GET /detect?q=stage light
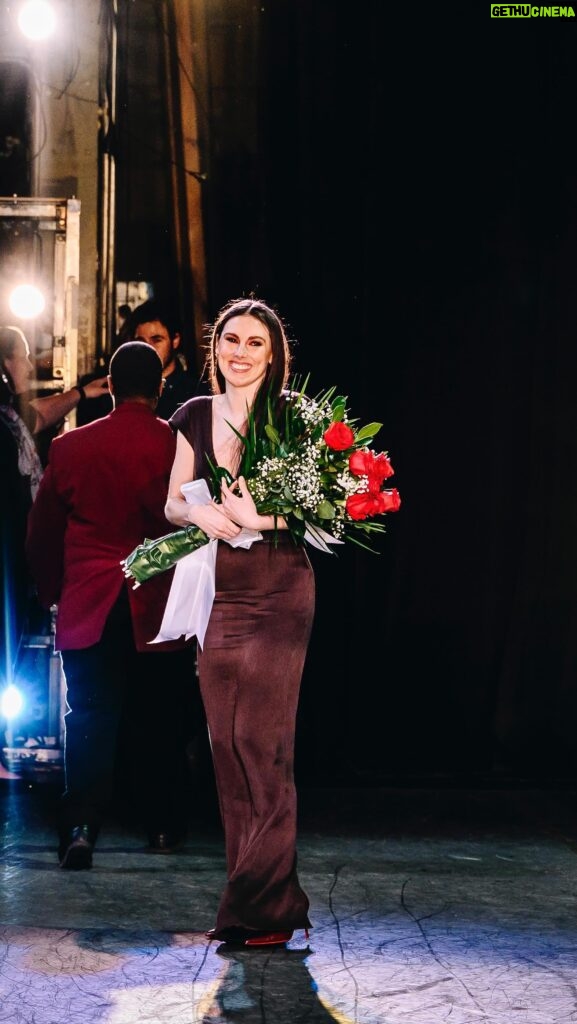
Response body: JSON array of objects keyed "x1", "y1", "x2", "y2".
[
  {"x1": 8, "y1": 284, "x2": 46, "y2": 319},
  {"x1": 1, "y1": 685, "x2": 24, "y2": 720},
  {"x1": 17, "y1": 1, "x2": 57, "y2": 41}
]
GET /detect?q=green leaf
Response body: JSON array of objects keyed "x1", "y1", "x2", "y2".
[
  {"x1": 355, "y1": 422, "x2": 382, "y2": 442},
  {"x1": 345, "y1": 533, "x2": 382, "y2": 553},
  {"x1": 287, "y1": 516, "x2": 306, "y2": 539},
  {"x1": 316, "y1": 500, "x2": 336, "y2": 520},
  {"x1": 331, "y1": 397, "x2": 347, "y2": 422},
  {"x1": 265, "y1": 423, "x2": 280, "y2": 445},
  {"x1": 206, "y1": 455, "x2": 234, "y2": 499}
]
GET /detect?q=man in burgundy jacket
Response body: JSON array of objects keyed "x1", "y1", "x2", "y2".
[{"x1": 26, "y1": 342, "x2": 197, "y2": 869}]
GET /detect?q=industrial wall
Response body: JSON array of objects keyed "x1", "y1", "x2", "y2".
[{"x1": 0, "y1": 1, "x2": 105, "y2": 376}]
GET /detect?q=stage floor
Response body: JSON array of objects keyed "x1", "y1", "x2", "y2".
[{"x1": 1, "y1": 782, "x2": 577, "y2": 1023}]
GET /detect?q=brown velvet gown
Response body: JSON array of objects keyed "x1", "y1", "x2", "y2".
[{"x1": 170, "y1": 397, "x2": 315, "y2": 935}]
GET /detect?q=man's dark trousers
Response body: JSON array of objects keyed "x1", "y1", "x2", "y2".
[{"x1": 59, "y1": 589, "x2": 199, "y2": 838}]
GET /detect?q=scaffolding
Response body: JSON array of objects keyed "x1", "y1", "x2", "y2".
[{"x1": 0, "y1": 196, "x2": 81, "y2": 406}]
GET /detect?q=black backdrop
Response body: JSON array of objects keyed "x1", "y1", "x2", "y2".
[{"x1": 120, "y1": 7, "x2": 577, "y2": 785}]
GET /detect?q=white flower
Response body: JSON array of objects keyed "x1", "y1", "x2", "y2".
[
  {"x1": 335, "y1": 468, "x2": 363, "y2": 497},
  {"x1": 293, "y1": 395, "x2": 326, "y2": 428}
]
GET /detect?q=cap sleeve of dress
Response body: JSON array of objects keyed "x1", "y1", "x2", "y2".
[
  {"x1": 169, "y1": 395, "x2": 207, "y2": 443},
  {"x1": 168, "y1": 395, "x2": 214, "y2": 483}
]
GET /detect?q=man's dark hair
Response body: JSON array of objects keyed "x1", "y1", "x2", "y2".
[
  {"x1": 124, "y1": 299, "x2": 180, "y2": 340},
  {"x1": 109, "y1": 341, "x2": 163, "y2": 401}
]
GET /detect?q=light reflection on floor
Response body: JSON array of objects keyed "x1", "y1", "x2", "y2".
[{"x1": 2, "y1": 784, "x2": 577, "y2": 1022}]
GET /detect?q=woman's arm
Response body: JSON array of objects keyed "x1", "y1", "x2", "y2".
[
  {"x1": 28, "y1": 376, "x2": 109, "y2": 433},
  {"x1": 165, "y1": 430, "x2": 241, "y2": 541}
]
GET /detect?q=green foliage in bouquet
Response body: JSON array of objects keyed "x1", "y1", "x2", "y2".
[
  {"x1": 121, "y1": 377, "x2": 401, "y2": 585},
  {"x1": 209, "y1": 377, "x2": 395, "y2": 550}
]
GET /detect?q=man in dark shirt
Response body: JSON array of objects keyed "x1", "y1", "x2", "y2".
[{"x1": 77, "y1": 300, "x2": 201, "y2": 425}]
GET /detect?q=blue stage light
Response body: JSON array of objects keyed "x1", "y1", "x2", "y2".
[{"x1": 0, "y1": 685, "x2": 24, "y2": 721}]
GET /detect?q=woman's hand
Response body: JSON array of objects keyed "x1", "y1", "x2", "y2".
[
  {"x1": 187, "y1": 500, "x2": 242, "y2": 541},
  {"x1": 220, "y1": 476, "x2": 262, "y2": 530}
]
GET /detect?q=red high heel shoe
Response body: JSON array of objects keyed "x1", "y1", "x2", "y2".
[
  {"x1": 243, "y1": 930, "x2": 293, "y2": 947},
  {"x1": 206, "y1": 927, "x2": 310, "y2": 947}
]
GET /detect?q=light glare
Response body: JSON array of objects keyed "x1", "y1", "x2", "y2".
[
  {"x1": 17, "y1": 1, "x2": 57, "y2": 41},
  {"x1": 8, "y1": 284, "x2": 46, "y2": 319},
  {"x1": 1, "y1": 685, "x2": 24, "y2": 720}
]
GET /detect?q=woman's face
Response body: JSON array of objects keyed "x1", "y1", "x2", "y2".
[
  {"x1": 216, "y1": 314, "x2": 272, "y2": 392},
  {"x1": 3, "y1": 333, "x2": 33, "y2": 395}
]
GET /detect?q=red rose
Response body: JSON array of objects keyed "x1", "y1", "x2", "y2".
[
  {"x1": 348, "y1": 450, "x2": 372, "y2": 477},
  {"x1": 346, "y1": 492, "x2": 384, "y2": 521},
  {"x1": 379, "y1": 488, "x2": 401, "y2": 512},
  {"x1": 371, "y1": 452, "x2": 394, "y2": 484},
  {"x1": 349, "y1": 449, "x2": 394, "y2": 488},
  {"x1": 324, "y1": 421, "x2": 355, "y2": 451},
  {"x1": 346, "y1": 487, "x2": 401, "y2": 521}
]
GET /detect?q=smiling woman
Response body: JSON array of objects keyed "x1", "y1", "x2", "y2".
[
  {"x1": 160, "y1": 297, "x2": 314, "y2": 948},
  {"x1": 127, "y1": 295, "x2": 401, "y2": 947}
]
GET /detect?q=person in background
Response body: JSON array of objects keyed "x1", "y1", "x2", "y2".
[
  {"x1": 0, "y1": 326, "x2": 44, "y2": 689},
  {"x1": 27, "y1": 375, "x2": 109, "y2": 438},
  {"x1": 0, "y1": 322, "x2": 108, "y2": 449},
  {"x1": 116, "y1": 303, "x2": 132, "y2": 340},
  {"x1": 73, "y1": 301, "x2": 208, "y2": 815},
  {"x1": 0, "y1": 324, "x2": 106, "y2": 733},
  {"x1": 26, "y1": 342, "x2": 197, "y2": 869},
  {"x1": 0, "y1": 131, "x2": 28, "y2": 195},
  {"x1": 77, "y1": 299, "x2": 200, "y2": 426},
  {"x1": 165, "y1": 298, "x2": 315, "y2": 948}
]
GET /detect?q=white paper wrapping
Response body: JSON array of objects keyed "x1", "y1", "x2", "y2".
[
  {"x1": 148, "y1": 479, "x2": 262, "y2": 649},
  {"x1": 303, "y1": 523, "x2": 344, "y2": 553}
]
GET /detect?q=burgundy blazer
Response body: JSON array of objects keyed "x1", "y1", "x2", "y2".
[{"x1": 26, "y1": 402, "x2": 182, "y2": 652}]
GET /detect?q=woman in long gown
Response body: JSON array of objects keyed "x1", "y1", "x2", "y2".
[{"x1": 166, "y1": 298, "x2": 314, "y2": 947}]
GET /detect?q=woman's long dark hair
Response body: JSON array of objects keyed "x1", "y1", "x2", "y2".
[{"x1": 206, "y1": 297, "x2": 291, "y2": 445}]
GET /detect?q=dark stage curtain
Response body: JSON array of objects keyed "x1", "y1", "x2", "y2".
[
  {"x1": 202, "y1": 8, "x2": 577, "y2": 784},
  {"x1": 106, "y1": 3, "x2": 577, "y2": 786}
]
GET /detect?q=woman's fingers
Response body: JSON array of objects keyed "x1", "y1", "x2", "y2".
[
  {"x1": 212, "y1": 506, "x2": 240, "y2": 538},
  {"x1": 196, "y1": 500, "x2": 240, "y2": 539}
]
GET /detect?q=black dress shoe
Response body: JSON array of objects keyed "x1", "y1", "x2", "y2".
[
  {"x1": 146, "y1": 831, "x2": 185, "y2": 854},
  {"x1": 58, "y1": 825, "x2": 94, "y2": 870}
]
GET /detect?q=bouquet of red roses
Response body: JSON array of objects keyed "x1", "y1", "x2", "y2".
[{"x1": 122, "y1": 380, "x2": 401, "y2": 585}]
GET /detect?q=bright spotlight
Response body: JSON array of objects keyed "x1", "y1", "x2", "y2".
[
  {"x1": 8, "y1": 284, "x2": 46, "y2": 319},
  {"x1": 17, "y1": 1, "x2": 57, "y2": 41},
  {"x1": 1, "y1": 685, "x2": 24, "y2": 720}
]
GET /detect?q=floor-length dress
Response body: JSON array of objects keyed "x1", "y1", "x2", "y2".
[{"x1": 170, "y1": 396, "x2": 314, "y2": 934}]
